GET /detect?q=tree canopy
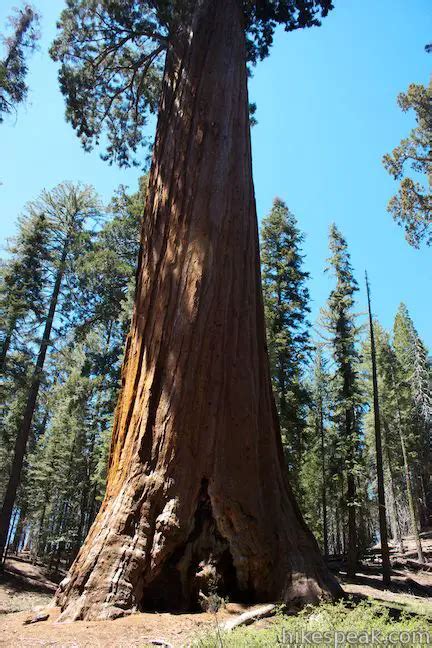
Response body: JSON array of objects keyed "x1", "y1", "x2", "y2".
[
  {"x1": 383, "y1": 79, "x2": 432, "y2": 247},
  {"x1": 50, "y1": 0, "x2": 333, "y2": 166},
  {"x1": 0, "y1": 4, "x2": 40, "y2": 123}
]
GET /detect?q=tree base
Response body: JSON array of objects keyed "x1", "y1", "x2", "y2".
[{"x1": 55, "y1": 475, "x2": 342, "y2": 622}]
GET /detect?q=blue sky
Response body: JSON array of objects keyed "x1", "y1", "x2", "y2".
[{"x1": 1, "y1": 0, "x2": 431, "y2": 347}]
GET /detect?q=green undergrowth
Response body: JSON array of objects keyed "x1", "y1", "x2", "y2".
[{"x1": 194, "y1": 599, "x2": 432, "y2": 647}]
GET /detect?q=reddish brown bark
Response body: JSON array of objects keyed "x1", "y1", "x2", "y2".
[{"x1": 56, "y1": 0, "x2": 341, "y2": 621}]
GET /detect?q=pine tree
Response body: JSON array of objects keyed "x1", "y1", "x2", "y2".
[
  {"x1": 367, "y1": 323, "x2": 407, "y2": 552},
  {"x1": 27, "y1": 344, "x2": 92, "y2": 567},
  {"x1": 323, "y1": 224, "x2": 361, "y2": 577},
  {"x1": 410, "y1": 334, "x2": 432, "y2": 524},
  {"x1": 365, "y1": 272, "x2": 391, "y2": 584},
  {"x1": 0, "y1": 211, "x2": 49, "y2": 371},
  {"x1": 0, "y1": 183, "x2": 101, "y2": 560},
  {"x1": 300, "y1": 345, "x2": 331, "y2": 556},
  {"x1": 74, "y1": 177, "x2": 145, "y2": 338},
  {"x1": 261, "y1": 198, "x2": 311, "y2": 492},
  {"x1": 0, "y1": 4, "x2": 40, "y2": 123},
  {"x1": 393, "y1": 303, "x2": 430, "y2": 559},
  {"x1": 383, "y1": 79, "x2": 432, "y2": 247},
  {"x1": 7, "y1": 179, "x2": 146, "y2": 567}
]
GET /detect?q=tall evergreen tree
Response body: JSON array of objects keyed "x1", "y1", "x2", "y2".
[
  {"x1": 300, "y1": 345, "x2": 331, "y2": 556},
  {"x1": 393, "y1": 303, "x2": 431, "y2": 556},
  {"x1": 74, "y1": 177, "x2": 145, "y2": 338},
  {"x1": 0, "y1": 4, "x2": 40, "y2": 123},
  {"x1": 27, "y1": 341, "x2": 103, "y2": 569},
  {"x1": 0, "y1": 211, "x2": 49, "y2": 371},
  {"x1": 323, "y1": 224, "x2": 361, "y2": 577},
  {"x1": 383, "y1": 78, "x2": 432, "y2": 247},
  {"x1": 365, "y1": 272, "x2": 391, "y2": 585},
  {"x1": 3, "y1": 179, "x2": 144, "y2": 568},
  {"x1": 0, "y1": 183, "x2": 101, "y2": 561},
  {"x1": 261, "y1": 198, "x2": 311, "y2": 491},
  {"x1": 366, "y1": 323, "x2": 409, "y2": 553}
]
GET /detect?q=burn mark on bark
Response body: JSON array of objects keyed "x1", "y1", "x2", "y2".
[{"x1": 140, "y1": 478, "x2": 238, "y2": 611}]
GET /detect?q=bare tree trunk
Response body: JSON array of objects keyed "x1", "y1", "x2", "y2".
[
  {"x1": 390, "y1": 368, "x2": 425, "y2": 563},
  {"x1": 0, "y1": 319, "x2": 16, "y2": 372},
  {"x1": 419, "y1": 474, "x2": 429, "y2": 529},
  {"x1": 319, "y1": 403, "x2": 329, "y2": 558},
  {"x1": 345, "y1": 407, "x2": 358, "y2": 578},
  {"x1": 399, "y1": 426, "x2": 425, "y2": 563},
  {"x1": 365, "y1": 273, "x2": 391, "y2": 585},
  {"x1": 0, "y1": 238, "x2": 69, "y2": 560},
  {"x1": 346, "y1": 472, "x2": 357, "y2": 577},
  {"x1": 1, "y1": 508, "x2": 19, "y2": 565},
  {"x1": 55, "y1": 0, "x2": 341, "y2": 622},
  {"x1": 382, "y1": 419, "x2": 404, "y2": 554},
  {"x1": 37, "y1": 501, "x2": 48, "y2": 557},
  {"x1": 11, "y1": 505, "x2": 27, "y2": 554}
]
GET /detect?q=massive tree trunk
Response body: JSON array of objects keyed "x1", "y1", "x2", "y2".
[{"x1": 55, "y1": 0, "x2": 341, "y2": 621}]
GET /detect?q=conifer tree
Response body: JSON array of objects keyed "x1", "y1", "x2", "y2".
[
  {"x1": 383, "y1": 79, "x2": 432, "y2": 247},
  {"x1": 323, "y1": 224, "x2": 361, "y2": 577},
  {"x1": 0, "y1": 212, "x2": 49, "y2": 371},
  {"x1": 365, "y1": 272, "x2": 391, "y2": 585},
  {"x1": 315, "y1": 346, "x2": 330, "y2": 558},
  {"x1": 393, "y1": 303, "x2": 431, "y2": 557},
  {"x1": 4, "y1": 179, "x2": 145, "y2": 567},
  {"x1": 74, "y1": 177, "x2": 145, "y2": 338},
  {"x1": 0, "y1": 183, "x2": 101, "y2": 561},
  {"x1": 0, "y1": 4, "x2": 40, "y2": 123},
  {"x1": 261, "y1": 198, "x2": 311, "y2": 490},
  {"x1": 28, "y1": 343, "x2": 96, "y2": 569},
  {"x1": 300, "y1": 345, "x2": 331, "y2": 556},
  {"x1": 366, "y1": 323, "x2": 408, "y2": 552}
]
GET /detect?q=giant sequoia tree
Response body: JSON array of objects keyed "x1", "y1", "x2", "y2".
[{"x1": 51, "y1": 0, "x2": 340, "y2": 621}]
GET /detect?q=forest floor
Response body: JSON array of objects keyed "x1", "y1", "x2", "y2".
[{"x1": 1, "y1": 533, "x2": 432, "y2": 647}]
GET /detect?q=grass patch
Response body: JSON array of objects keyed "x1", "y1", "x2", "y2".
[{"x1": 194, "y1": 599, "x2": 432, "y2": 647}]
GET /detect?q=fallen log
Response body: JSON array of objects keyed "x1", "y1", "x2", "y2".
[
  {"x1": 391, "y1": 558, "x2": 432, "y2": 572},
  {"x1": 221, "y1": 604, "x2": 277, "y2": 632},
  {"x1": 23, "y1": 612, "x2": 49, "y2": 625}
]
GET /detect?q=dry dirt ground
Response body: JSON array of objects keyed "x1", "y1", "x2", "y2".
[{"x1": 1, "y1": 533, "x2": 432, "y2": 648}]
